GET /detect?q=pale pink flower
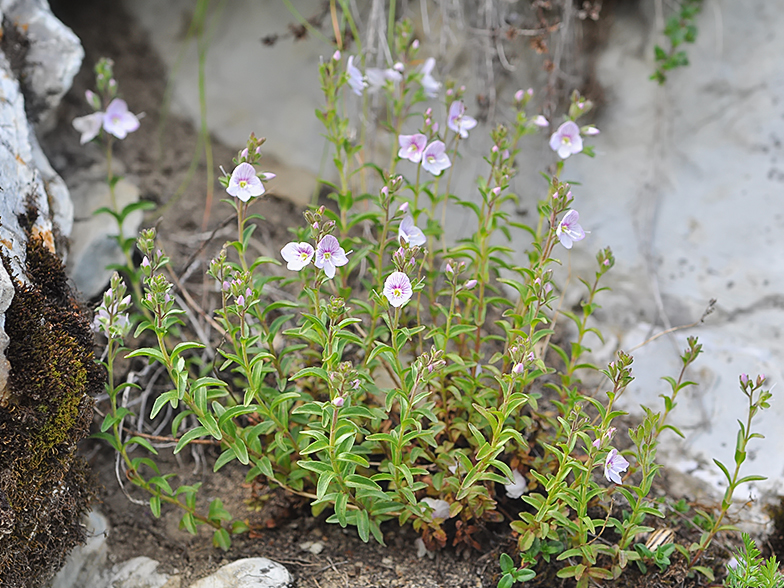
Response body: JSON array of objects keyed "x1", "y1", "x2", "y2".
[
  {"x1": 447, "y1": 101, "x2": 477, "y2": 139},
  {"x1": 549, "y1": 121, "x2": 583, "y2": 159},
  {"x1": 102, "y1": 98, "x2": 140, "y2": 139},
  {"x1": 504, "y1": 470, "x2": 528, "y2": 499},
  {"x1": 367, "y1": 67, "x2": 403, "y2": 92},
  {"x1": 556, "y1": 210, "x2": 585, "y2": 249},
  {"x1": 421, "y1": 497, "x2": 450, "y2": 520},
  {"x1": 533, "y1": 115, "x2": 549, "y2": 128},
  {"x1": 315, "y1": 235, "x2": 349, "y2": 279},
  {"x1": 398, "y1": 214, "x2": 426, "y2": 247},
  {"x1": 604, "y1": 448, "x2": 629, "y2": 485},
  {"x1": 419, "y1": 57, "x2": 441, "y2": 98},
  {"x1": 421, "y1": 141, "x2": 451, "y2": 176},
  {"x1": 511, "y1": 362, "x2": 525, "y2": 375},
  {"x1": 464, "y1": 279, "x2": 477, "y2": 289},
  {"x1": 583, "y1": 126, "x2": 600, "y2": 136},
  {"x1": 346, "y1": 56, "x2": 366, "y2": 96},
  {"x1": 332, "y1": 397, "x2": 345, "y2": 408},
  {"x1": 398, "y1": 134, "x2": 428, "y2": 163},
  {"x1": 73, "y1": 112, "x2": 104, "y2": 144},
  {"x1": 280, "y1": 242, "x2": 315, "y2": 271},
  {"x1": 227, "y1": 162, "x2": 265, "y2": 202},
  {"x1": 383, "y1": 272, "x2": 413, "y2": 308}
]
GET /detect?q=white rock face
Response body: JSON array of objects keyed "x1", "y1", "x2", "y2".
[
  {"x1": 107, "y1": 557, "x2": 179, "y2": 588},
  {"x1": 124, "y1": 0, "x2": 326, "y2": 206},
  {"x1": 561, "y1": 0, "x2": 784, "y2": 500},
  {"x1": 123, "y1": 0, "x2": 784, "y2": 497},
  {"x1": 188, "y1": 558, "x2": 291, "y2": 588},
  {"x1": 0, "y1": 0, "x2": 81, "y2": 402},
  {"x1": 51, "y1": 510, "x2": 110, "y2": 588},
  {"x1": 0, "y1": 0, "x2": 83, "y2": 130},
  {"x1": 66, "y1": 163, "x2": 142, "y2": 299}
]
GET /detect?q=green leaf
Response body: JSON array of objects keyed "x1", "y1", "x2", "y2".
[
  {"x1": 357, "y1": 509, "x2": 370, "y2": 543},
  {"x1": 208, "y1": 498, "x2": 232, "y2": 522},
  {"x1": 180, "y1": 512, "x2": 197, "y2": 535},
  {"x1": 498, "y1": 575, "x2": 513, "y2": 588},
  {"x1": 500, "y1": 553, "x2": 515, "y2": 573},
  {"x1": 149, "y1": 495, "x2": 161, "y2": 518},
  {"x1": 213, "y1": 447, "x2": 237, "y2": 472},
  {"x1": 213, "y1": 528, "x2": 231, "y2": 551},
  {"x1": 170, "y1": 341, "x2": 205, "y2": 360},
  {"x1": 174, "y1": 426, "x2": 208, "y2": 454},
  {"x1": 337, "y1": 453, "x2": 370, "y2": 468},
  {"x1": 217, "y1": 404, "x2": 262, "y2": 429},
  {"x1": 345, "y1": 474, "x2": 382, "y2": 492},
  {"x1": 691, "y1": 565, "x2": 714, "y2": 581},
  {"x1": 124, "y1": 436, "x2": 159, "y2": 455},
  {"x1": 199, "y1": 413, "x2": 222, "y2": 440},
  {"x1": 151, "y1": 390, "x2": 179, "y2": 419}
]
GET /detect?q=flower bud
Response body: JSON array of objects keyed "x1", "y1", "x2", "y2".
[
  {"x1": 533, "y1": 115, "x2": 549, "y2": 128},
  {"x1": 332, "y1": 396, "x2": 345, "y2": 408},
  {"x1": 412, "y1": 39, "x2": 419, "y2": 49},
  {"x1": 333, "y1": 50, "x2": 341, "y2": 61},
  {"x1": 85, "y1": 89, "x2": 101, "y2": 111},
  {"x1": 514, "y1": 89, "x2": 524, "y2": 103},
  {"x1": 464, "y1": 279, "x2": 477, "y2": 290},
  {"x1": 512, "y1": 362, "x2": 525, "y2": 375}
]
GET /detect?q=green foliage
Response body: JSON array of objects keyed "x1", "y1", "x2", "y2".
[
  {"x1": 88, "y1": 11, "x2": 774, "y2": 584},
  {"x1": 724, "y1": 533, "x2": 784, "y2": 588},
  {"x1": 651, "y1": 0, "x2": 703, "y2": 84}
]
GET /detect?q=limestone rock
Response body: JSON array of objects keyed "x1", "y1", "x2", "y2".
[
  {"x1": 66, "y1": 162, "x2": 142, "y2": 299},
  {"x1": 0, "y1": 0, "x2": 84, "y2": 129},
  {"x1": 107, "y1": 557, "x2": 179, "y2": 588},
  {"x1": 0, "y1": 2, "x2": 91, "y2": 587},
  {"x1": 51, "y1": 510, "x2": 110, "y2": 588},
  {"x1": 188, "y1": 558, "x2": 291, "y2": 588}
]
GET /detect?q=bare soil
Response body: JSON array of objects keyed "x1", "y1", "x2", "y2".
[{"x1": 40, "y1": 1, "x2": 746, "y2": 587}]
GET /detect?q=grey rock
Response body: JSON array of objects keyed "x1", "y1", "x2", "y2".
[
  {"x1": 0, "y1": 0, "x2": 79, "y2": 403},
  {"x1": 66, "y1": 163, "x2": 142, "y2": 299},
  {"x1": 107, "y1": 557, "x2": 178, "y2": 588},
  {"x1": 188, "y1": 558, "x2": 291, "y2": 588},
  {"x1": 0, "y1": 262, "x2": 12, "y2": 407},
  {"x1": 1, "y1": 0, "x2": 84, "y2": 130},
  {"x1": 51, "y1": 510, "x2": 110, "y2": 588}
]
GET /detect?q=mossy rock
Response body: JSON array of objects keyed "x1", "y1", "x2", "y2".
[{"x1": 0, "y1": 236, "x2": 103, "y2": 587}]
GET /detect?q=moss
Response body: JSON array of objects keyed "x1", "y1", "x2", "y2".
[{"x1": 0, "y1": 235, "x2": 103, "y2": 587}]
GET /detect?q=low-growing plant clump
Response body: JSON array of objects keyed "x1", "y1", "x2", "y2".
[{"x1": 78, "y1": 15, "x2": 776, "y2": 588}]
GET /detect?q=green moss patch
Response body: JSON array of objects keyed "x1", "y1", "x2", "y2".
[{"x1": 0, "y1": 236, "x2": 103, "y2": 587}]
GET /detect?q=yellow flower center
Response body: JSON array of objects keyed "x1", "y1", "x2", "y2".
[
  {"x1": 393, "y1": 288, "x2": 402, "y2": 297},
  {"x1": 239, "y1": 180, "x2": 248, "y2": 188}
]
